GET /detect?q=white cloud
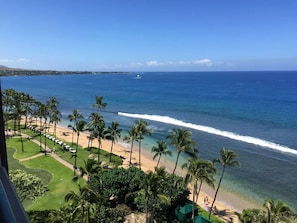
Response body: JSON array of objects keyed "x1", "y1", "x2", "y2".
[
  {"x1": 0, "y1": 58, "x2": 30, "y2": 63},
  {"x1": 146, "y1": 61, "x2": 159, "y2": 66},
  {"x1": 17, "y1": 58, "x2": 30, "y2": 63},
  {"x1": 0, "y1": 59, "x2": 14, "y2": 63},
  {"x1": 192, "y1": 59, "x2": 212, "y2": 66},
  {"x1": 145, "y1": 59, "x2": 213, "y2": 67}
]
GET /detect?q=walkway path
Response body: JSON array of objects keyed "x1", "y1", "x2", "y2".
[
  {"x1": 19, "y1": 133, "x2": 88, "y2": 181},
  {"x1": 19, "y1": 153, "x2": 44, "y2": 161}
]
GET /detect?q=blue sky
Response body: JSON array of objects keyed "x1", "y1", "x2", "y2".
[{"x1": 1, "y1": 0, "x2": 297, "y2": 71}]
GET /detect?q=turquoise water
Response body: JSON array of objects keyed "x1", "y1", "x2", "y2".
[{"x1": 2, "y1": 71, "x2": 297, "y2": 211}]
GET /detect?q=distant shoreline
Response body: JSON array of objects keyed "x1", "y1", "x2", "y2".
[{"x1": 0, "y1": 67, "x2": 129, "y2": 76}]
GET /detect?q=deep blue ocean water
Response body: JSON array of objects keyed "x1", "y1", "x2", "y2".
[{"x1": 2, "y1": 71, "x2": 297, "y2": 211}]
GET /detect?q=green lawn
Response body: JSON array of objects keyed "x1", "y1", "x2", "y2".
[
  {"x1": 6, "y1": 146, "x2": 52, "y2": 209},
  {"x1": 21, "y1": 155, "x2": 85, "y2": 210},
  {"x1": 6, "y1": 146, "x2": 51, "y2": 184},
  {"x1": 6, "y1": 137, "x2": 41, "y2": 159},
  {"x1": 6, "y1": 125, "x2": 120, "y2": 211},
  {"x1": 23, "y1": 127, "x2": 123, "y2": 168},
  {"x1": 6, "y1": 129, "x2": 86, "y2": 211}
]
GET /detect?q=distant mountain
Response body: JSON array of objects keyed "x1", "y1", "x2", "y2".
[{"x1": 0, "y1": 65, "x2": 9, "y2": 69}]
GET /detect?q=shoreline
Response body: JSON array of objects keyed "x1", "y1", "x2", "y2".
[{"x1": 44, "y1": 123, "x2": 261, "y2": 219}]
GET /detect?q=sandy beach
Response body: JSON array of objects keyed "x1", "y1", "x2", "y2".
[{"x1": 41, "y1": 122, "x2": 259, "y2": 222}]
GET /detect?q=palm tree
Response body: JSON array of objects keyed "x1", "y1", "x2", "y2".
[
  {"x1": 166, "y1": 128, "x2": 197, "y2": 176},
  {"x1": 182, "y1": 157, "x2": 216, "y2": 221},
  {"x1": 46, "y1": 97, "x2": 60, "y2": 136},
  {"x1": 135, "y1": 119, "x2": 152, "y2": 169},
  {"x1": 263, "y1": 198, "x2": 294, "y2": 223},
  {"x1": 78, "y1": 159, "x2": 101, "y2": 182},
  {"x1": 2, "y1": 88, "x2": 14, "y2": 130},
  {"x1": 20, "y1": 93, "x2": 34, "y2": 129},
  {"x1": 41, "y1": 102, "x2": 50, "y2": 155},
  {"x1": 239, "y1": 208, "x2": 264, "y2": 223},
  {"x1": 151, "y1": 140, "x2": 172, "y2": 168},
  {"x1": 86, "y1": 132, "x2": 95, "y2": 151},
  {"x1": 123, "y1": 125, "x2": 138, "y2": 167},
  {"x1": 35, "y1": 102, "x2": 46, "y2": 152},
  {"x1": 92, "y1": 96, "x2": 107, "y2": 111},
  {"x1": 73, "y1": 120, "x2": 87, "y2": 176},
  {"x1": 194, "y1": 161, "x2": 216, "y2": 204},
  {"x1": 209, "y1": 148, "x2": 240, "y2": 219},
  {"x1": 138, "y1": 170, "x2": 170, "y2": 223},
  {"x1": 65, "y1": 185, "x2": 101, "y2": 223},
  {"x1": 51, "y1": 109, "x2": 62, "y2": 145},
  {"x1": 12, "y1": 91, "x2": 26, "y2": 152},
  {"x1": 105, "y1": 121, "x2": 122, "y2": 162},
  {"x1": 68, "y1": 109, "x2": 83, "y2": 147},
  {"x1": 87, "y1": 112, "x2": 105, "y2": 165}
]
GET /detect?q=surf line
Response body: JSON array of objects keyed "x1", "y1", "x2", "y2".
[{"x1": 118, "y1": 112, "x2": 297, "y2": 156}]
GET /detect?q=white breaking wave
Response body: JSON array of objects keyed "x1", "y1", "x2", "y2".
[{"x1": 118, "y1": 112, "x2": 297, "y2": 155}]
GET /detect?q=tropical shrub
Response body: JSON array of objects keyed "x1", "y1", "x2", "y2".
[
  {"x1": 88, "y1": 166, "x2": 145, "y2": 204},
  {"x1": 9, "y1": 169, "x2": 48, "y2": 202}
]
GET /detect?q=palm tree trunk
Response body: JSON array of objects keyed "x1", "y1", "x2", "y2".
[
  {"x1": 39, "y1": 118, "x2": 42, "y2": 151},
  {"x1": 71, "y1": 130, "x2": 74, "y2": 147},
  {"x1": 97, "y1": 138, "x2": 101, "y2": 165},
  {"x1": 19, "y1": 120, "x2": 24, "y2": 152},
  {"x1": 76, "y1": 133, "x2": 80, "y2": 152},
  {"x1": 192, "y1": 182, "x2": 196, "y2": 222},
  {"x1": 109, "y1": 140, "x2": 114, "y2": 162},
  {"x1": 24, "y1": 113, "x2": 28, "y2": 129},
  {"x1": 129, "y1": 140, "x2": 134, "y2": 166},
  {"x1": 87, "y1": 137, "x2": 91, "y2": 151},
  {"x1": 195, "y1": 180, "x2": 203, "y2": 204},
  {"x1": 209, "y1": 167, "x2": 225, "y2": 219},
  {"x1": 54, "y1": 123, "x2": 57, "y2": 139},
  {"x1": 73, "y1": 134, "x2": 80, "y2": 176},
  {"x1": 172, "y1": 152, "x2": 181, "y2": 176},
  {"x1": 44, "y1": 126, "x2": 47, "y2": 156},
  {"x1": 150, "y1": 198, "x2": 158, "y2": 223},
  {"x1": 139, "y1": 140, "x2": 142, "y2": 169},
  {"x1": 156, "y1": 155, "x2": 161, "y2": 168}
]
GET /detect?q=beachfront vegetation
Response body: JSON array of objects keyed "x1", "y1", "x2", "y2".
[
  {"x1": 67, "y1": 109, "x2": 84, "y2": 146},
  {"x1": 167, "y1": 128, "x2": 198, "y2": 176},
  {"x1": 240, "y1": 198, "x2": 297, "y2": 223},
  {"x1": 209, "y1": 148, "x2": 240, "y2": 219},
  {"x1": 151, "y1": 140, "x2": 172, "y2": 168},
  {"x1": 123, "y1": 124, "x2": 138, "y2": 166},
  {"x1": 182, "y1": 157, "x2": 216, "y2": 220},
  {"x1": 105, "y1": 121, "x2": 122, "y2": 162},
  {"x1": 134, "y1": 119, "x2": 152, "y2": 169},
  {"x1": 3, "y1": 88, "x2": 296, "y2": 222}
]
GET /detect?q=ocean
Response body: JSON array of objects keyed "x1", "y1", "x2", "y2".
[{"x1": 2, "y1": 71, "x2": 297, "y2": 211}]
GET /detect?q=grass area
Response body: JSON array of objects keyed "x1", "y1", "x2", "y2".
[
  {"x1": 6, "y1": 146, "x2": 52, "y2": 209},
  {"x1": 6, "y1": 125, "x2": 86, "y2": 211},
  {"x1": 198, "y1": 206, "x2": 225, "y2": 223},
  {"x1": 21, "y1": 155, "x2": 85, "y2": 211},
  {"x1": 5, "y1": 124, "x2": 122, "y2": 211},
  {"x1": 22, "y1": 126, "x2": 123, "y2": 169},
  {"x1": 7, "y1": 146, "x2": 52, "y2": 183},
  {"x1": 54, "y1": 145, "x2": 122, "y2": 169},
  {"x1": 6, "y1": 137, "x2": 41, "y2": 159}
]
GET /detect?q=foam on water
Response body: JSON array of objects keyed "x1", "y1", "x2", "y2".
[{"x1": 118, "y1": 112, "x2": 297, "y2": 155}]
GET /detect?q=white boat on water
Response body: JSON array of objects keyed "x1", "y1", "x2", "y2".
[{"x1": 134, "y1": 73, "x2": 142, "y2": 79}]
